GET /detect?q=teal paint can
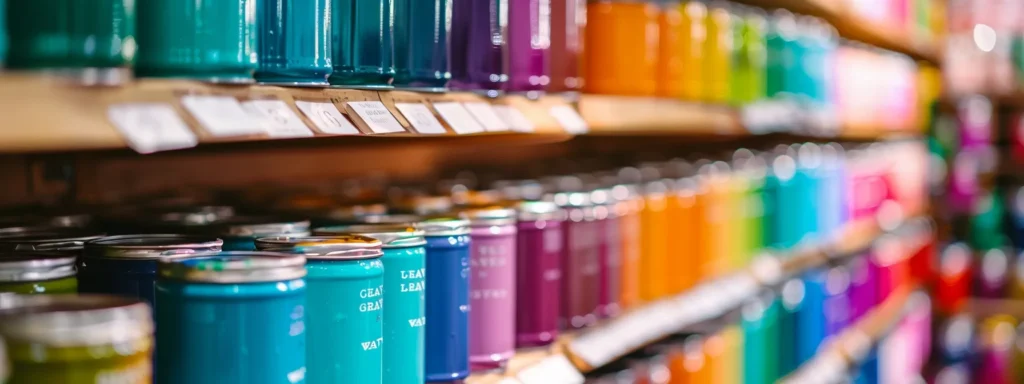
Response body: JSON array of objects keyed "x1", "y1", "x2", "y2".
[
  {"x1": 255, "y1": 0, "x2": 333, "y2": 85},
  {"x1": 256, "y1": 235, "x2": 385, "y2": 384},
  {"x1": 5, "y1": 0, "x2": 135, "y2": 83},
  {"x1": 155, "y1": 251, "x2": 307, "y2": 384},
  {"x1": 207, "y1": 216, "x2": 311, "y2": 251},
  {"x1": 135, "y1": 0, "x2": 258, "y2": 82},
  {"x1": 328, "y1": 0, "x2": 395, "y2": 87},
  {"x1": 315, "y1": 224, "x2": 426, "y2": 384}
]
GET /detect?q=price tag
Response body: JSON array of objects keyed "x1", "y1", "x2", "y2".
[
  {"x1": 294, "y1": 101, "x2": 360, "y2": 135},
  {"x1": 107, "y1": 103, "x2": 198, "y2": 154},
  {"x1": 517, "y1": 355, "x2": 584, "y2": 384},
  {"x1": 740, "y1": 100, "x2": 800, "y2": 135},
  {"x1": 240, "y1": 100, "x2": 314, "y2": 138},
  {"x1": 493, "y1": 105, "x2": 535, "y2": 132},
  {"x1": 433, "y1": 102, "x2": 486, "y2": 134},
  {"x1": 394, "y1": 103, "x2": 447, "y2": 134},
  {"x1": 180, "y1": 95, "x2": 267, "y2": 136},
  {"x1": 463, "y1": 101, "x2": 511, "y2": 132},
  {"x1": 346, "y1": 101, "x2": 406, "y2": 134},
  {"x1": 549, "y1": 105, "x2": 588, "y2": 134}
]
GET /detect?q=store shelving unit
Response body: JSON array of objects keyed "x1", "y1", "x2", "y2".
[{"x1": 460, "y1": 213, "x2": 933, "y2": 383}]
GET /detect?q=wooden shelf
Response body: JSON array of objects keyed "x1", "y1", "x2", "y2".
[
  {"x1": 736, "y1": 0, "x2": 941, "y2": 65},
  {"x1": 576, "y1": 95, "x2": 743, "y2": 136},
  {"x1": 0, "y1": 74, "x2": 921, "y2": 155}
]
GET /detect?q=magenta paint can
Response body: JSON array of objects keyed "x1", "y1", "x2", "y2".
[
  {"x1": 551, "y1": 191, "x2": 600, "y2": 330},
  {"x1": 460, "y1": 206, "x2": 518, "y2": 371},
  {"x1": 592, "y1": 188, "x2": 621, "y2": 318},
  {"x1": 514, "y1": 201, "x2": 565, "y2": 347},
  {"x1": 845, "y1": 254, "x2": 876, "y2": 321}
]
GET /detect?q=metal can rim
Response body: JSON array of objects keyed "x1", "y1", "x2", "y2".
[
  {"x1": 0, "y1": 294, "x2": 152, "y2": 347},
  {"x1": 84, "y1": 234, "x2": 224, "y2": 259},
  {"x1": 515, "y1": 201, "x2": 567, "y2": 222},
  {"x1": 254, "y1": 235, "x2": 384, "y2": 260},
  {"x1": 415, "y1": 217, "x2": 471, "y2": 236},
  {"x1": 0, "y1": 252, "x2": 77, "y2": 282},
  {"x1": 313, "y1": 224, "x2": 427, "y2": 248},
  {"x1": 158, "y1": 251, "x2": 307, "y2": 283},
  {"x1": 215, "y1": 216, "x2": 311, "y2": 237},
  {"x1": 0, "y1": 229, "x2": 105, "y2": 252},
  {"x1": 457, "y1": 206, "x2": 518, "y2": 227}
]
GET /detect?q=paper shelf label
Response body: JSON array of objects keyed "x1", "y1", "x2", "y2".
[
  {"x1": 550, "y1": 105, "x2": 588, "y2": 134},
  {"x1": 463, "y1": 102, "x2": 511, "y2": 132},
  {"x1": 241, "y1": 100, "x2": 314, "y2": 138},
  {"x1": 433, "y1": 102, "x2": 486, "y2": 134},
  {"x1": 347, "y1": 101, "x2": 406, "y2": 134},
  {"x1": 294, "y1": 101, "x2": 360, "y2": 135},
  {"x1": 493, "y1": 105, "x2": 535, "y2": 132},
  {"x1": 180, "y1": 95, "x2": 267, "y2": 137},
  {"x1": 394, "y1": 103, "x2": 447, "y2": 134},
  {"x1": 108, "y1": 103, "x2": 198, "y2": 154},
  {"x1": 516, "y1": 355, "x2": 584, "y2": 384}
]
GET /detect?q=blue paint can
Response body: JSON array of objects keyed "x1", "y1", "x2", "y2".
[
  {"x1": 79, "y1": 235, "x2": 223, "y2": 304},
  {"x1": 417, "y1": 217, "x2": 472, "y2": 382},
  {"x1": 155, "y1": 251, "x2": 308, "y2": 384}
]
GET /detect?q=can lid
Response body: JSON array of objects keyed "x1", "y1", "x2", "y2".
[
  {"x1": 453, "y1": 189, "x2": 503, "y2": 206},
  {"x1": 415, "y1": 217, "x2": 471, "y2": 236},
  {"x1": 84, "y1": 234, "x2": 223, "y2": 259},
  {"x1": 549, "y1": 191, "x2": 592, "y2": 208},
  {"x1": 322, "y1": 202, "x2": 388, "y2": 222},
  {"x1": 458, "y1": 206, "x2": 518, "y2": 226},
  {"x1": 392, "y1": 195, "x2": 453, "y2": 215},
  {"x1": 361, "y1": 214, "x2": 423, "y2": 225},
  {"x1": 214, "y1": 216, "x2": 311, "y2": 237},
  {"x1": 516, "y1": 201, "x2": 566, "y2": 222},
  {"x1": 0, "y1": 229, "x2": 105, "y2": 252},
  {"x1": 314, "y1": 224, "x2": 427, "y2": 248},
  {"x1": 158, "y1": 251, "x2": 307, "y2": 283},
  {"x1": 0, "y1": 294, "x2": 152, "y2": 347},
  {"x1": 254, "y1": 235, "x2": 383, "y2": 260},
  {"x1": 0, "y1": 252, "x2": 77, "y2": 282}
]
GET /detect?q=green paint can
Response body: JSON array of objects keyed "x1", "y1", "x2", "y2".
[
  {"x1": 0, "y1": 294, "x2": 153, "y2": 384},
  {"x1": 0, "y1": 253, "x2": 77, "y2": 294},
  {"x1": 5, "y1": 0, "x2": 135, "y2": 84}
]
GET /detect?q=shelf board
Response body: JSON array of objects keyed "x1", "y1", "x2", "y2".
[
  {"x1": 577, "y1": 95, "x2": 743, "y2": 136},
  {"x1": 0, "y1": 74, "x2": 920, "y2": 154},
  {"x1": 737, "y1": 0, "x2": 941, "y2": 65}
]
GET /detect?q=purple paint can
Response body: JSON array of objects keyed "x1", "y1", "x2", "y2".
[
  {"x1": 551, "y1": 191, "x2": 600, "y2": 330},
  {"x1": 845, "y1": 254, "x2": 876, "y2": 321},
  {"x1": 505, "y1": 0, "x2": 550, "y2": 92},
  {"x1": 460, "y1": 206, "x2": 518, "y2": 371},
  {"x1": 514, "y1": 201, "x2": 566, "y2": 347},
  {"x1": 591, "y1": 188, "x2": 621, "y2": 318},
  {"x1": 976, "y1": 248, "x2": 1010, "y2": 299}
]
